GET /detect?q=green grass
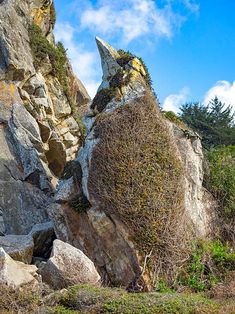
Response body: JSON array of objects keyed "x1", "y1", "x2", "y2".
[
  {"x1": 29, "y1": 24, "x2": 68, "y2": 94},
  {"x1": 48, "y1": 284, "x2": 235, "y2": 314}
]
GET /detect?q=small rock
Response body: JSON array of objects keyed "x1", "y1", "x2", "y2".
[
  {"x1": 39, "y1": 239, "x2": 101, "y2": 289},
  {"x1": 0, "y1": 248, "x2": 38, "y2": 289},
  {"x1": 0, "y1": 234, "x2": 34, "y2": 264}
]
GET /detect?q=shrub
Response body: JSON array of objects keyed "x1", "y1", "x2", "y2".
[
  {"x1": 50, "y1": 2, "x2": 56, "y2": 28},
  {"x1": 117, "y1": 49, "x2": 153, "y2": 89},
  {"x1": 178, "y1": 240, "x2": 235, "y2": 292},
  {"x1": 29, "y1": 24, "x2": 68, "y2": 94},
  {"x1": 204, "y1": 146, "x2": 235, "y2": 217},
  {"x1": 163, "y1": 111, "x2": 185, "y2": 128},
  {"x1": 109, "y1": 69, "x2": 132, "y2": 89},
  {"x1": 91, "y1": 87, "x2": 117, "y2": 113},
  {"x1": 51, "y1": 284, "x2": 231, "y2": 314},
  {"x1": 88, "y1": 92, "x2": 191, "y2": 284}
]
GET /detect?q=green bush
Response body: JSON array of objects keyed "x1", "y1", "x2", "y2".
[
  {"x1": 50, "y1": 2, "x2": 56, "y2": 28},
  {"x1": 89, "y1": 92, "x2": 186, "y2": 282},
  {"x1": 117, "y1": 49, "x2": 153, "y2": 89},
  {"x1": 178, "y1": 240, "x2": 235, "y2": 292},
  {"x1": 29, "y1": 24, "x2": 68, "y2": 94},
  {"x1": 91, "y1": 87, "x2": 117, "y2": 112},
  {"x1": 205, "y1": 146, "x2": 235, "y2": 217}
]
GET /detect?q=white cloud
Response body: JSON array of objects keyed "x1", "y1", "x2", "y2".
[
  {"x1": 162, "y1": 87, "x2": 190, "y2": 113},
  {"x1": 54, "y1": 23, "x2": 100, "y2": 97},
  {"x1": 79, "y1": 0, "x2": 199, "y2": 44},
  {"x1": 203, "y1": 81, "x2": 235, "y2": 111}
]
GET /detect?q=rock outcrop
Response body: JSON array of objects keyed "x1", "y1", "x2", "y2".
[
  {"x1": 0, "y1": 234, "x2": 34, "y2": 264},
  {"x1": 0, "y1": 0, "x2": 90, "y2": 236},
  {"x1": 39, "y1": 240, "x2": 101, "y2": 289},
  {"x1": 49, "y1": 38, "x2": 216, "y2": 290}
]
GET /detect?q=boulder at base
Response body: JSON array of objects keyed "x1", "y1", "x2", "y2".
[
  {"x1": 0, "y1": 248, "x2": 38, "y2": 288},
  {"x1": 40, "y1": 240, "x2": 101, "y2": 289}
]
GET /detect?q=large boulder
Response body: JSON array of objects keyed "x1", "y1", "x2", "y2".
[
  {"x1": 0, "y1": 234, "x2": 33, "y2": 264},
  {"x1": 49, "y1": 38, "x2": 216, "y2": 290},
  {"x1": 0, "y1": 248, "x2": 38, "y2": 288},
  {"x1": 39, "y1": 240, "x2": 100, "y2": 289}
]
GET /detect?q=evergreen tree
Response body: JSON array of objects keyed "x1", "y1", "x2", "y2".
[{"x1": 180, "y1": 97, "x2": 235, "y2": 148}]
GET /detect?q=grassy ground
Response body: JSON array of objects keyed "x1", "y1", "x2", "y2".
[{"x1": 1, "y1": 284, "x2": 234, "y2": 314}]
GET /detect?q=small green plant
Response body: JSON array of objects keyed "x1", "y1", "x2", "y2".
[
  {"x1": 109, "y1": 69, "x2": 132, "y2": 89},
  {"x1": 117, "y1": 49, "x2": 153, "y2": 89},
  {"x1": 50, "y1": 2, "x2": 56, "y2": 28},
  {"x1": 204, "y1": 146, "x2": 235, "y2": 217},
  {"x1": 163, "y1": 111, "x2": 184, "y2": 126},
  {"x1": 156, "y1": 279, "x2": 175, "y2": 293},
  {"x1": 91, "y1": 87, "x2": 117, "y2": 112},
  {"x1": 29, "y1": 24, "x2": 68, "y2": 94},
  {"x1": 178, "y1": 240, "x2": 235, "y2": 292}
]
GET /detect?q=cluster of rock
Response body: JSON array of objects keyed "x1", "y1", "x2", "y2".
[
  {"x1": 0, "y1": 0, "x2": 100, "y2": 291},
  {"x1": 48, "y1": 38, "x2": 216, "y2": 290},
  {"x1": 0, "y1": 0, "x2": 217, "y2": 293},
  {"x1": 0, "y1": 238, "x2": 100, "y2": 289}
]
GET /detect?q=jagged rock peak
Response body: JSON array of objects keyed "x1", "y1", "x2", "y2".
[{"x1": 95, "y1": 36, "x2": 121, "y2": 81}]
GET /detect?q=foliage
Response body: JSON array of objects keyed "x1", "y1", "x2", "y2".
[
  {"x1": 0, "y1": 286, "x2": 42, "y2": 314},
  {"x1": 180, "y1": 97, "x2": 235, "y2": 148},
  {"x1": 178, "y1": 240, "x2": 235, "y2": 292},
  {"x1": 2, "y1": 284, "x2": 235, "y2": 314},
  {"x1": 50, "y1": 284, "x2": 235, "y2": 314},
  {"x1": 156, "y1": 279, "x2": 175, "y2": 293},
  {"x1": 50, "y1": 2, "x2": 56, "y2": 28},
  {"x1": 109, "y1": 69, "x2": 132, "y2": 89},
  {"x1": 117, "y1": 49, "x2": 153, "y2": 89},
  {"x1": 91, "y1": 87, "x2": 117, "y2": 112},
  {"x1": 163, "y1": 111, "x2": 186, "y2": 128},
  {"x1": 204, "y1": 146, "x2": 235, "y2": 217},
  {"x1": 29, "y1": 24, "x2": 68, "y2": 94},
  {"x1": 89, "y1": 92, "x2": 191, "y2": 283}
]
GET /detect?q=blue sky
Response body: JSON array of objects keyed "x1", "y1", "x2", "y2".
[{"x1": 54, "y1": 0, "x2": 235, "y2": 113}]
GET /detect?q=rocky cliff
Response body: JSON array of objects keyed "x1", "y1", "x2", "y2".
[
  {"x1": 0, "y1": 0, "x2": 217, "y2": 292},
  {"x1": 0, "y1": 0, "x2": 90, "y2": 235},
  {"x1": 48, "y1": 38, "x2": 216, "y2": 290}
]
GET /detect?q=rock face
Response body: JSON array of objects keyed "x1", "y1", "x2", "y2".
[
  {"x1": 167, "y1": 123, "x2": 216, "y2": 236},
  {"x1": 0, "y1": 0, "x2": 90, "y2": 235},
  {"x1": 0, "y1": 235, "x2": 34, "y2": 264},
  {"x1": 0, "y1": 248, "x2": 38, "y2": 288},
  {"x1": 49, "y1": 38, "x2": 216, "y2": 290},
  {"x1": 39, "y1": 240, "x2": 101, "y2": 289}
]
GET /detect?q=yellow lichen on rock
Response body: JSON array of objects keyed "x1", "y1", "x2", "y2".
[
  {"x1": 129, "y1": 58, "x2": 147, "y2": 77},
  {"x1": 31, "y1": 6, "x2": 50, "y2": 28},
  {"x1": 0, "y1": 81, "x2": 21, "y2": 107}
]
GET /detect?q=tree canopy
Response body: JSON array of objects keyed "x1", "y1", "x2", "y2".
[{"x1": 179, "y1": 97, "x2": 235, "y2": 148}]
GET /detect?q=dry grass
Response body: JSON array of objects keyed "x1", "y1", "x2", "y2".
[{"x1": 88, "y1": 92, "x2": 193, "y2": 285}]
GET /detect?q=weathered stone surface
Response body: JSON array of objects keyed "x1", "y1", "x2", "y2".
[
  {"x1": 49, "y1": 38, "x2": 216, "y2": 291},
  {"x1": 0, "y1": 234, "x2": 33, "y2": 263},
  {"x1": 0, "y1": 210, "x2": 5, "y2": 236},
  {"x1": 0, "y1": 104, "x2": 51, "y2": 234},
  {"x1": 96, "y1": 37, "x2": 121, "y2": 80},
  {"x1": 0, "y1": 0, "x2": 34, "y2": 80},
  {"x1": 39, "y1": 240, "x2": 101, "y2": 289},
  {"x1": 167, "y1": 123, "x2": 216, "y2": 236},
  {"x1": 30, "y1": 221, "x2": 55, "y2": 258},
  {"x1": 0, "y1": 248, "x2": 38, "y2": 288}
]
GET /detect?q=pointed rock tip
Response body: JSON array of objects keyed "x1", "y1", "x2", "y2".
[
  {"x1": 95, "y1": 36, "x2": 121, "y2": 80},
  {"x1": 95, "y1": 36, "x2": 120, "y2": 59}
]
